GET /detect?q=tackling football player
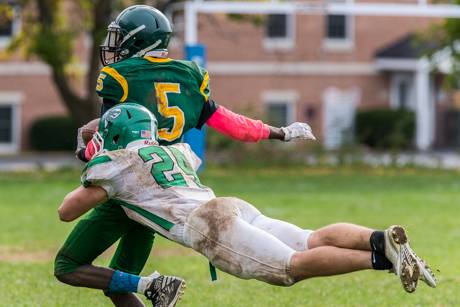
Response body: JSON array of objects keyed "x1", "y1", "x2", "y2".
[
  {"x1": 54, "y1": 5, "x2": 315, "y2": 307},
  {"x1": 58, "y1": 104, "x2": 437, "y2": 304}
]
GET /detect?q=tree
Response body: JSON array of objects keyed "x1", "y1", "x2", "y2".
[
  {"x1": 7, "y1": 0, "x2": 112, "y2": 125},
  {"x1": 424, "y1": 0, "x2": 460, "y2": 87},
  {"x1": 10, "y1": 0, "x2": 178, "y2": 126}
]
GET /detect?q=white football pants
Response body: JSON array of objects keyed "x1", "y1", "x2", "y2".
[{"x1": 182, "y1": 197, "x2": 312, "y2": 286}]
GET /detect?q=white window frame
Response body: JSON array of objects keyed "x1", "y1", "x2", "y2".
[
  {"x1": 263, "y1": 13, "x2": 296, "y2": 51},
  {"x1": 390, "y1": 73, "x2": 415, "y2": 111},
  {"x1": 262, "y1": 90, "x2": 298, "y2": 126},
  {"x1": 0, "y1": 4, "x2": 21, "y2": 49},
  {"x1": 323, "y1": 0, "x2": 354, "y2": 52},
  {"x1": 0, "y1": 92, "x2": 22, "y2": 154},
  {"x1": 168, "y1": 13, "x2": 184, "y2": 50}
]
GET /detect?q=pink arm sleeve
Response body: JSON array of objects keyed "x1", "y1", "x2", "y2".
[
  {"x1": 206, "y1": 105, "x2": 270, "y2": 142},
  {"x1": 84, "y1": 105, "x2": 270, "y2": 160}
]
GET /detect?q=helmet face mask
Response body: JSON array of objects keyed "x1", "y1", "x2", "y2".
[
  {"x1": 99, "y1": 5, "x2": 173, "y2": 66},
  {"x1": 91, "y1": 131, "x2": 105, "y2": 156},
  {"x1": 100, "y1": 22, "x2": 123, "y2": 65}
]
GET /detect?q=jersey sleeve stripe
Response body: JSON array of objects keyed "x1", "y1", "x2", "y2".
[
  {"x1": 111, "y1": 199, "x2": 175, "y2": 231},
  {"x1": 82, "y1": 155, "x2": 112, "y2": 173},
  {"x1": 199, "y1": 71, "x2": 210, "y2": 102},
  {"x1": 144, "y1": 56, "x2": 172, "y2": 63},
  {"x1": 101, "y1": 66, "x2": 129, "y2": 102}
]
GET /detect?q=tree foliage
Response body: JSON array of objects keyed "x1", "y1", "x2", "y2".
[
  {"x1": 423, "y1": 0, "x2": 460, "y2": 87},
  {"x1": 7, "y1": 0, "x2": 113, "y2": 125},
  {"x1": 9, "y1": 0, "x2": 178, "y2": 126}
]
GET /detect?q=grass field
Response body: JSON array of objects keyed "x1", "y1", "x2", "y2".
[{"x1": 0, "y1": 166, "x2": 459, "y2": 306}]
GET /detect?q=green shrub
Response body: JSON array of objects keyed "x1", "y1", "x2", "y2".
[
  {"x1": 355, "y1": 109, "x2": 415, "y2": 149},
  {"x1": 30, "y1": 116, "x2": 79, "y2": 151}
]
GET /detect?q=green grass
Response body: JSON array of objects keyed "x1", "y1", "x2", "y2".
[{"x1": 0, "y1": 167, "x2": 459, "y2": 306}]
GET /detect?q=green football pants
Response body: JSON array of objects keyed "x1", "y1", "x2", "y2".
[{"x1": 54, "y1": 200, "x2": 155, "y2": 276}]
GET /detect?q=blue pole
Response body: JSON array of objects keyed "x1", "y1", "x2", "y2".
[{"x1": 184, "y1": 44, "x2": 207, "y2": 170}]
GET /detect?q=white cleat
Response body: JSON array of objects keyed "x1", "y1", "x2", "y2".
[
  {"x1": 384, "y1": 225, "x2": 420, "y2": 293},
  {"x1": 415, "y1": 255, "x2": 437, "y2": 288},
  {"x1": 145, "y1": 273, "x2": 186, "y2": 307},
  {"x1": 385, "y1": 226, "x2": 437, "y2": 289}
]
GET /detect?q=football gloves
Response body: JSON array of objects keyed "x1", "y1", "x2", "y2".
[{"x1": 281, "y1": 122, "x2": 316, "y2": 142}]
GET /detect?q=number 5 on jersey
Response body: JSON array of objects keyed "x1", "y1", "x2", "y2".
[{"x1": 154, "y1": 82, "x2": 185, "y2": 142}]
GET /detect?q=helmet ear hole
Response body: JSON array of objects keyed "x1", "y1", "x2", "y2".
[
  {"x1": 133, "y1": 39, "x2": 144, "y2": 48},
  {"x1": 112, "y1": 134, "x2": 120, "y2": 145}
]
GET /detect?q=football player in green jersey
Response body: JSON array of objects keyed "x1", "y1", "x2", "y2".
[{"x1": 55, "y1": 5, "x2": 315, "y2": 307}]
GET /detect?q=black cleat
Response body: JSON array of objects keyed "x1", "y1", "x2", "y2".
[{"x1": 144, "y1": 274, "x2": 186, "y2": 307}]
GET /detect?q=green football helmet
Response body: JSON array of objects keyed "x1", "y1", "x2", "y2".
[
  {"x1": 92, "y1": 103, "x2": 158, "y2": 154},
  {"x1": 100, "y1": 5, "x2": 173, "y2": 65}
]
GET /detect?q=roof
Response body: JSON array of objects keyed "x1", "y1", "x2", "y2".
[{"x1": 375, "y1": 33, "x2": 437, "y2": 59}]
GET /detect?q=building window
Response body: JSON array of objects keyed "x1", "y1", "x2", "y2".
[
  {"x1": 390, "y1": 74, "x2": 415, "y2": 110},
  {"x1": 0, "y1": 106, "x2": 13, "y2": 143},
  {"x1": 263, "y1": 91, "x2": 298, "y2": 126},
  {"x1": 168, "y1": 13, "x2": 184, "y2": 50},
  {"x1": 0, "y1": 2, "x2": 20, "y2": 49},
  {"x1": 397, "y1": 81, "x2": 409, "y2": 109},
  {"x1": 0, "y1": 13, "x2": 13, "y2": 37},
  {"x1": 323, "y1": 1, "x2": 353, "y2": 51},
  {"x1": 0, "y1": 93, "x2": 22, "y2": 154},
  {"x1": 267, "y1": 103, "x2": 290, "y2": 127},
  {"x1": 266, "y1": 14, "x2": 287, "y2": 38},
  {"x1": 263, "y1": 14, "x2": 295, "y2": 51},
  {"x1": 326, "y1": 15, "x2": 347, "y2": 39}
]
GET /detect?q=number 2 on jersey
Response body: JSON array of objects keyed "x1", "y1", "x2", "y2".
[
  {"x1": 154, "y1": 83, "x2": 185, "y2": 142},
  {"x1": 138, "y1": 146, "x2": 202, "y2": 188}
]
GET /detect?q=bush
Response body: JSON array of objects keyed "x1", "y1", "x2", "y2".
[
  {"x1": 30, "y1": 116, "x2": 79, "y2": 151},
  {"x1": 355, "y1": 109, "x2": 415, "y2": 150}
]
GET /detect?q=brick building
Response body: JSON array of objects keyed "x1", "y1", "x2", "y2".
[{"x1": 0, "y1": 1, "x2": 454, "y2": 153}]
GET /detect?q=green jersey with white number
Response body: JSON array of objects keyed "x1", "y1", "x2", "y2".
[
  {"x1": 81, "y1": 141, "x2": 215, "y2": 240},
  {"x1": 96, "y1": 57, "x2": 211, "y2": 145}
]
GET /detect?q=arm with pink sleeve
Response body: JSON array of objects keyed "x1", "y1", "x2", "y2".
[
  {"x1": 206, "y1": 105, "x2": 270, "y2": 142},
  {"x1": 81, "y1": 105, "x2": 270, "y2": 162}
]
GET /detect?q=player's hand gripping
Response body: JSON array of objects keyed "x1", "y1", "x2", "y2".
[{"x1": 281, "y1": 122, "x2": 316, "y2": 142}]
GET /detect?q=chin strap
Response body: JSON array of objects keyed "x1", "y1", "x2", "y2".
[{"x1": 134, "y1": 39, "x2": 163, "y2": 58}]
